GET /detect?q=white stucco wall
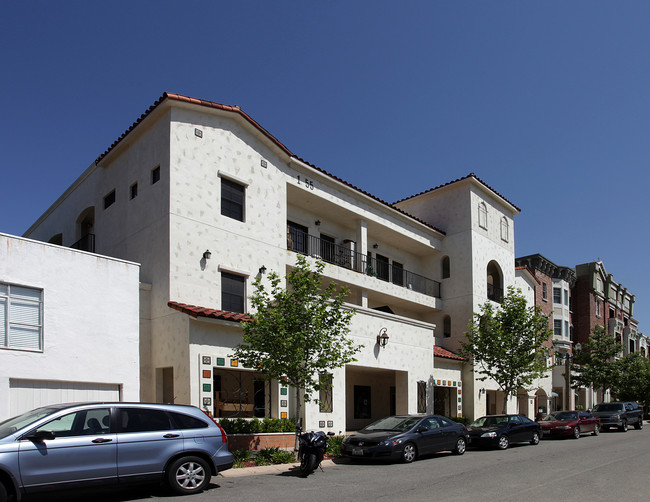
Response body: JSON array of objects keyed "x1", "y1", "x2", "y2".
[{"x1": 0, "y1": 233, "x2": 140, "y2": 420}]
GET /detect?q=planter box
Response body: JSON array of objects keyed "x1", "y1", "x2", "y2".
[{"x1": 228, "y1": 432, "x2": 296, "y2": 452}]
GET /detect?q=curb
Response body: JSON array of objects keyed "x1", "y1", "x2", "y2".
[{"x1": 219, "y1": 459, "x2": 337, "y2": 478}]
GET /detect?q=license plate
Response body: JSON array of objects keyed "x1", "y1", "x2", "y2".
[{"x1": 353, "y1": 448, "x2": 364, "y2": 456}]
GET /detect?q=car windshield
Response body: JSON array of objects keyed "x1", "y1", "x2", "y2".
[
  {"x1": 543, "y1": 412, "x2": 578, "y2": 421},
  {"x1": 593, "y1": 404, "x2": 624, "y2": 412},
  {"x1": 469, "y1": 416, "x2": 508, "y2": 427},
  {"x1": 0, "y1": 407, "x2": 60, "y2": 439},
  {"x1": 363, "y1": 416, "x2": 422, "y2": 432}
]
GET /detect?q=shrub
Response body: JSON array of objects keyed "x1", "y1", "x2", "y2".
[
  {"x1": 450, "y1": 416, "x2": 472, "y2": 426},
  {"x1": 218, "y1": 417, "x2": 296, "y2": 435},
  {"x1": 231, "y1": 449, "x2": 253, "y2": 468},
  {"x1": 254, "y1": 447, "x2": 296, "y2": 466},
  {"x1": 326, "y1": 435, "x2": 345, "y2": 457}
]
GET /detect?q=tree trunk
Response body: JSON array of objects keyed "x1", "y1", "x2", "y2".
[
  {"x1": 294, "y1": 385, "x2": 302, "y2": 453},
  {"x1": 502, "y1": 393, "x2": 508, "y2": 414}
]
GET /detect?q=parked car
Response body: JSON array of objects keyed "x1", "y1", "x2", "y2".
[
  {"x1": 591, "y1": 402, "x2": 643, "y2": 432},
  {"x1": 467, "y1": 414, "x2": 541, "y2": 450},
  {"x1": 341, "y1": 414, "x2": 469, "y2": 463},
  {"x1": 539, "y1": 410, "x2": 600, "y2": 438},
  {"x1": 0, "y1": 402, "x2": 233, "y2": 501}
]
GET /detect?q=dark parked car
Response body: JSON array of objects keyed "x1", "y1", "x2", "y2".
[
  {"x1": 539, "y1": 410, "x2": 600, "y2": 438},
  {"x1": 0, "y1": 402, "x2": 233, "y2": 502},
  {"x1": 341, "y1": 414, "x2": 469, "y2": 463},
  {"x1": 467, "y1": 414, "x2": 541, "y2": 450},
  {"x1": 591, "y1": 402, "x2": 643, "y2": 432}
]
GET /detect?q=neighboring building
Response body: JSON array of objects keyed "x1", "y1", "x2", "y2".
[
  {"x1": 515, "y1": 254, "x2": 579, "y2": 412},
  {"x1": 23, "y1": 92, "x2": 530, "y2": 427},
  {"x1": 0, "y1": 233, "x2": 140, "y2": 421}
]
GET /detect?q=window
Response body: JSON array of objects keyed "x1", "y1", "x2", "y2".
[
  {"x1": 319, "y1": 373, "x2": 333, "y2": 413},
  {"x1": 553, "y1": 287, "x2": 561, "y2": 304},
  {"x1": 417, "y1": 381, "x2": 427, "y2": 413},
  {"x1": 486, "y1": 261, "x2": 503, "y2": 303},
  {"x1": 169, "y1": 412, "x2": 209, "y2": 429},
  {"x1": 564, "y1": 290, "x2": 569, "y2": 306},
  {"x1": 287, "y1": 221, "x2": 308, "y2": 254},
  {"x1": 391, "y1": 261, "x2": 404, "y2": 286},
  {"x1": 375, "y1": 254, "x2": 390, "y2": 281},
  {"x1": 478, "y1": 202, "x2": 488, "y2": 229},
  {"x1": 130, "y1": 182, "x2": 138, "y2": 199},
  {"x1": 119, "y1": 408, "x2": 172, "y2": 432},
  {"x1": 542, "y1": 283, "x2": 548, "y2": 301},
  {"x1": 441, "y1": 256, "x2": 450, "y2": 279},
  {"x1": 443, "y1": 316, "x2": 451, "y2": 338},
  {"x1": 221, "y1": 272, "x2": 245, "y2": 313},
  {"x1": 564, "y1": 321, "x2": 569, "y2": 339},
  {"x1": 596, "y1": 277, "x2": 603, "y2": 293},
  {"x1": 1, "y1": 283, "x2": 42, "y2": 351},
  {"x1": 554, "y1": 320, "x2": 562, "y2": 338},
  {"x1": 221, "y1": 178, "x2": 244, "y2": 221},
  {"x1": 595, "y1": 299, "x2": 601, "y2": 317},
  {"x1": 36, "y1": 408, "x2": 110, "y2": 437},
  {"x1": 103, "y1": 190, "x2": 116, "y2": 209},
  {"x1": 151, "y1": 166, "x2": 160, "y2": 184},
  {"x1": 500, "y1": 217, "x2": 509, "y2": 242}
]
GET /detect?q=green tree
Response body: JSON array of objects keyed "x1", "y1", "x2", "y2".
[
  {"x1": 571, "y1": 325, "x2": 621, "y2": 399},
  {"x1": 231, "y1": 255, "x2": 361, "y2": 434},
  {"x1": 461, "y1": 287, "x2": 551, "y2": 414},
  {"x1": 610, "y1": 352, "x2": 650, "y2": 406}
]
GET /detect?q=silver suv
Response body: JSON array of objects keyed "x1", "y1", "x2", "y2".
[{"x1": 0, "y1": 402, "x2": 233, "y2": 501}]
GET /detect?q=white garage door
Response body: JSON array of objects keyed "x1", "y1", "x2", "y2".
[{"x1": 9, "y1": 379, "x2": 121, "y2": 417}]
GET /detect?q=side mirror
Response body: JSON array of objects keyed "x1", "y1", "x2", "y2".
[
  {"x1": 416, "y1": 426, "x2": 428, "y2": 433},
  {"x1": 26, "y1": 430, "x2": 56, "y2": 442},
  {"x1": 327, "y1": 431, "x2": 336, "y2": 436}
]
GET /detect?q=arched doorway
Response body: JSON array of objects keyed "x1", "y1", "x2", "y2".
[{"x1": 487, "y1": 261, "x2": 503, "y2": 303}]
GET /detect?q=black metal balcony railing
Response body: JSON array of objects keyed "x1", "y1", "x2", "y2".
[
  {"x1": 487, "y1": 283, "x2": 503, "y2": 303},
  {"x1": 287, "y1": 231, "x2": 441, "y2": 298},
  {"x1": 70, "y1": 233, "x2": 95, "y2": 253}
]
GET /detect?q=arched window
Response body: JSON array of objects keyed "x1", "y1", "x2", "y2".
[
  {"x1": 500, "y1": 217, "x2": 509, "y2": 242},
  {"x1": 487, "y1": 260, "x2": 503, "y2": 303},
  {"x1": 443, "y1": 316, "x2": 451, "y2": 338},
  {"x1": 478, "y1": 202, "x2": 488, "y2": 229},
  {"x1": 73, "y1": 206, "x2": 95, "y2": 252},
  {"x1": 441, "y1": 256, "x2": 450, "y2": 279}
]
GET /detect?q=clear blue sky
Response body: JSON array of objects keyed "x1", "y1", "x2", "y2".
[{"x1": 1, "y1": 1, "x2": 647, "y2": 328}]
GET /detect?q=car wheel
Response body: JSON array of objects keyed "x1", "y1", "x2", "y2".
[
  {"x1": 592, "y1": 424, "x2": 600, "y2": 436},
  {"x1": 401, "y1": 442, "x2": 417, "y2": 463},
  {"x1": 453, "y1": 436, "x2": 467, "y2": 455},
  {"x1": 0, "y1": 480, "x2": 8, "y2": 502},
  {"x1": 167, "y1": 456, "x2": 211, "y2": 495},
  {"x1": 619, "y1": 420, "x2": 628, "y2": 432},
  {"x1": 530, "y1": 431, "x2": 540, "y2": 445},
  {"x1": 634, "y1": 420, "x2": 643, "y2": 430},
  {"x1": 572, "y1": 427, "x2": 580, "y2": 439},
  {"x1": 497, "y1": 435, "x2": 509, "y2": 450}
]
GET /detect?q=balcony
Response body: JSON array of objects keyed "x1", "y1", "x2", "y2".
[
  {"x1": 487, "y1": 283, "x2": 503, "y2": 303},
  {"x1": 70, "y1": 233, "x2": 95, "y2": 253},
  {"x1": 287, "y1": 231, "x2": 441, "y2": 298}
]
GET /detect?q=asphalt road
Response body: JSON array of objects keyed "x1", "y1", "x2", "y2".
[{"x1": 25, "y1": 427, "x2": 650, "y2": 502}]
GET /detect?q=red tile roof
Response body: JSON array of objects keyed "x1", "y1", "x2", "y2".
[
  {"x1": 434, "y1": 345, "x2": 466, "y2": 361},
  {"x1": 94, "y1": 92, "x2": 446, "y2": 236},
  {"x1": 394, "y1": 173, "x2": 521, "y2": 213},
  {"x1": 168, "y1": 301, "x2": 251, "y2": 323}
]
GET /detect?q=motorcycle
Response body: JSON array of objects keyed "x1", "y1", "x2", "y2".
[{"x1": 297, "y1": 428, "x2": 335, "y2": 476}]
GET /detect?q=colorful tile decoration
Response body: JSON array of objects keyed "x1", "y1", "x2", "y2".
[
  {"x1": 327, "y1": 421, "x2": 333, "y2": 428},
  {"x1": 203, "y1": 398, "x2": 211, "y2": 406},
  {"x1": 216, "y1": 357, "x2": 225, "y2": 366},
  {"x1": 202, "y1": 369, "x2": 211, "y2": 378},
  {"x1": 202, "y1": 356, "x2": 211, "y2": 365},
  {"x1": 281, "y1": 412, "x2": 287, "y2": 419},
  {"x1": 230, "y1": 359, "x2": 238, "y2": 367},
  {"x1": 281, "y1": 400, "x2": 287, "y2": 407},
  {"x1": 203, "y1": 384, "x2": 211, "y2": 392},
  {"x1": 319, "y1": 421, "x2": 325, "y2": 428},
  {"x1": 280, "y1": 388, "x2": 288, "y2": 395}
]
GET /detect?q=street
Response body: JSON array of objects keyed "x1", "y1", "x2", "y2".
[{"x1": 26, "y1": 428, "x2": 650, "y2": 502}]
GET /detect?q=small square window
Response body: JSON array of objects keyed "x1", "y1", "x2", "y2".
[
  {"x1": 103, "y1": 190, "x2": 116, "y2": 209},
  {"x1": 130, "y1": 182, "x2": 138, "y2": 199},
  {"x1": 151, "y1": 166, "x2": 160, "y2": 185}
]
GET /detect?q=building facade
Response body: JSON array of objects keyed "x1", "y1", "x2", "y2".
[
  {"x1": 24, "y1": 92, "x2": 538, "y2": 428},
  {"x1": 0, "y1": 233, "x2": 140, "y2": 421}
]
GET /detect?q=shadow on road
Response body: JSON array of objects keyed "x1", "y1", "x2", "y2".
[{"x1": 22, "y1": 482, "x2": 224, "y2": 501}]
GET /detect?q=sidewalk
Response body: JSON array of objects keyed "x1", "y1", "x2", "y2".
[{"x1": 219, "y1": 459, "x2": 338, "y2": 478}]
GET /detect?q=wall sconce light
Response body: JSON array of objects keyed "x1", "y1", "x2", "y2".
[
  {"x1": 373, "y1": 243, "x2": 379, "y2": 249},
  {"x1": 376, "y1": 328, "x2": 389, "y2": 348},
  {"x1": 259, "y1": 265, "x2": 267, "y2": 275},
  {"x1": 315, "y1": 220, "x2": 321, "y2": 226},
  {"x1": 202, "y1": 250, "x2": 211, "y2": 260}
]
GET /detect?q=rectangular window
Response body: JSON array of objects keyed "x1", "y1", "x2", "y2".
[
  {"x1": 221, "y1": 272, "x2": 245, "y2": 313},
  {"x1": 221, "y1": 178, "x2": 245, "y2": 221},
  {"x1": 130, "y1": 182, "x2": 138, "y2": 199},
  {"x1": 417, "y1": 381, "x2": 427, "y2": 413},
  {"x1": 0, "y1": 283, "x2": 43, "y2": 351},
  {"x1": 564, "y1": 321, "x2": 569, "y2": 339},
  {"x1": 564, "y1": 290, "x2": 569, "y2": 306},
  {"x1": 553, "y1": 287, "x2": 561, "y2": 304},
  {"x1": 595, "y1": 299, "x2": 601, "y2": 317},
  {"x1": 542, "y1": 283, "x2": 547, "y2": 301},
  {"x1": 287, "y1": 221, "x2": 308, "y2": 254},
  {"x1": 319, "y1": 373, "x2": 333, "y2": 413},
  {"x1": 151, "y1": 166, "x2": 160, "y2": 184},
  {"x1": 103, "y1": 190, "x2": 116, "y2": 209},
  {"x1": 554, "y1": 320, "x2": 562, "y2": 338}
]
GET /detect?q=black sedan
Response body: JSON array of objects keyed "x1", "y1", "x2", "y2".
[
  {"x1": 467, "y1": 414, "x2": 541, "y2": 450},
  {"x1": 341, "y1": 414, "x2": 469, "y2": 463}
]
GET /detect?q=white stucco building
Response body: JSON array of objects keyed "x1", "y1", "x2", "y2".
[
  {"x1": 23, "y1": 92, "x2": 538, "y2": 428},
  {"x1": 0, "y1": 233, "x2": 140, "y2": 421}
]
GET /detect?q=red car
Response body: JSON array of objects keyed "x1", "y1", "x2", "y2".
[{"x1": 539, "y1": 410, "x2": 600, "y2": 439}]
